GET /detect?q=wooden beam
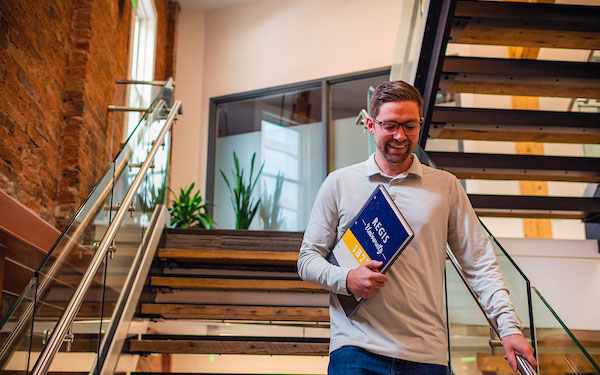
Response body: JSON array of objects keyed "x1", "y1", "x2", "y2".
[
  {"x1": 509, "y1": 45, "x2": 554, "y2": 239},
  {"x1": 139, "y1": 303, "x2": 330, "y2": 322},
  {"x1": 149, "y1": 276, "x2": 326, "y2": 293},
  {"x1": 126, "y1": 336, "x2": 330, "y2": 356},
  {"x1": 157, "y1": 249, "x2": 299, "y2": 266}
]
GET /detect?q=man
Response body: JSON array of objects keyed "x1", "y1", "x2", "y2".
[{"x1": 297, "y1": 81, "x2": 537, "y2": 374}]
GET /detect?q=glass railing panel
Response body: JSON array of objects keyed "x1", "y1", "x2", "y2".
[
  {"x1": 0, "y1": 80, "x2": 174, "y2": 373},
  {"x1": 390, "y1": 0, "x2": 428, "y2": 83},
  {"x1": 0, "y1": 161, "x2": 116, "y2": 373},
  {"x1": 0, "y1": 279, "x2": 37, "y2": 373},
  {"x1": 483, "y1": 226, "x2": 534, "y2": 341},
  {"x1": 53, "y1": 129, "x2": 170, "y2": 374},
  {"x1": 446, "y1": 259, "x2": 516, "y2": 375},
  {"x1": 532, "y1": 288, "x2": 600, "y2": 374}
]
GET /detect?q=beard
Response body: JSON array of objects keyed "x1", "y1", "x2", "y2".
[{"x1": 376, "y1": 138, "x2": 414, "y2": 164}]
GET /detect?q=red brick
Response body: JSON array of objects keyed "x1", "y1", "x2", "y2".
[{"x1": 1, "y1": 0, "x2": 175, "y2": 230}]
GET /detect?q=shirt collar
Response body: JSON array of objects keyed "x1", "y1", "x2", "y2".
[{"x1": 364, "y1": 153, "x2": 424, "y2": 179}]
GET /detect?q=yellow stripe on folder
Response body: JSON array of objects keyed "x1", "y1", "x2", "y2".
[{"x1": 342, "y1": 229, "x2": 372, "y2": 266}]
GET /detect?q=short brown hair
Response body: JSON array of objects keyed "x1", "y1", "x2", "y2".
[{"x1": 369, "y1": 81, "x2": 423, "y2": 118}]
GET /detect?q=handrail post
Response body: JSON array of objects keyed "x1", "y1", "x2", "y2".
[{"x1": 29, "y1": 100, "x2": 181, "y2": 375}]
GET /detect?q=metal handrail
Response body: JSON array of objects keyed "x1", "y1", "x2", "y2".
[
  {"x1": 115, "y1": 79, "x2": 169, "y2": 86},
  {"x1": 30, "y1": 100, "x2": 181, "y2": 375},
  {"x1": 0, "y1": 147, "x2": 132, "y2": 368},
  {"x1": 446, "y1": 246, "x2": 537, "y2": 375}
]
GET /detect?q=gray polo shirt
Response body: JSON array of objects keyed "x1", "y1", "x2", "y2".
[{"x1": 297, "y1": 153, "x2": 522, "y2": 366}]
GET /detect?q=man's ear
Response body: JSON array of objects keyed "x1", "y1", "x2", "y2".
[{"x1": 366, "y1": 118, "x2": 376, "y2": 135}]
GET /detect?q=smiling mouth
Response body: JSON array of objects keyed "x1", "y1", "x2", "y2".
[{"x1": 388, "y1": 143, "x2": 408, "y2": 150}]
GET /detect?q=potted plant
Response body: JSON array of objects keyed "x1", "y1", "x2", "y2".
[
  {"x1": 220, "y1": 151, "x2": 264, "y2": 229},
  {"x1": 169, "y1": 183, "x2": 214, "y2": 229}
]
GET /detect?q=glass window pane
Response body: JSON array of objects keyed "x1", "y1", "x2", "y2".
[
  {"x1": 214, "y1": 87, "x2": 324, "y2": 231},
  {"x1": 329, "y1": 73, "x2": 389, "y2": 171}
]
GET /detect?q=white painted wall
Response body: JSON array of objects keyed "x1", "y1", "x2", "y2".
[
  {"x1": 172, "y1": 0, "x2": 404, "y2": 194},
  {"x1": 171, "y1": 9, "x2": 206, "y2": 192},
  {"x1": 497, "y1": 238, "x2": 600, "y2": 332}
]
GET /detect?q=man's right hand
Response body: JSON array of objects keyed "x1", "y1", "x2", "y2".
[{"x1": 346, "y1": 260, "x2": 388, "y2": 298}]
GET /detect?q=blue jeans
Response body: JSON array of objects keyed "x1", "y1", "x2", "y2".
[{"x1": 328, "y1": 346, "x2": 448, "y2": 375}]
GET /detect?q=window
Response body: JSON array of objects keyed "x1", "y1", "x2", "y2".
[
  {"x1": 208, "y1": 69, "x2": 390, "y2": 231},
  {"x1": 125, "y1": 0, "x2": 157, "y2": 138}
]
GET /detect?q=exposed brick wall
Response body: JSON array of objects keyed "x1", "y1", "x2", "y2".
[
  {"x1": 0, "y1": 0, "x2": 179, "y2": 230},
  {"x1": 56, "y1": 0, "x2": 131, "y2": 224},
  {"x1": 0, "y1": 0, "x2": 74, "y2": 225},
  {"x1": 154, "y1": 0, "x2": 168, "y2": 81},
  {"x1": 165, "y1": 1, "x2": 180, "y2": 80},
  {"x1": 155, "y1": 0, "x2": 180, "y2": 81}
]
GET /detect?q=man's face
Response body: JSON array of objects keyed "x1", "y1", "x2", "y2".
[{"x1": 367, "y1": 100, "x2": 421, "y2": 173}]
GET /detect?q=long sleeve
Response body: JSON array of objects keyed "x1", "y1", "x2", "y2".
[
  {"x1": 447, "y1": 178, "x2": 523, "y2": 338},
  {"x1": 297, "y1": 174, "x2": 352, "y2": 296}
]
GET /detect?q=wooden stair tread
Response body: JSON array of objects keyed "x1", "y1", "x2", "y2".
[
  {"x1": 469, "y1": 194, "x2": 600, "y2": 220},
  {"x1": 126, "y1": 335, "x2": 329, "y2": 356},
  {"x1": 160, "y1": 228, "x2": 303, "y2": 251},
  {"x1": 138, "y1": 303, "x2": 329, "y2": 322},
  {"x1": 427, "y1": 151, "x2": 600, "y2": 183},
  {"x1": 149, "y1": 276, "x2": 326, "y2": 293},
  {"x1": 430, "y1": 107, "x2": 600, "y2": 144},
  {"x1": 158, "y1": 248, "x2": 299, "y2": 266},
  {"x1": 451, "y1": 0, "x2": 600, "y2": 50},
  {"x1": 440, "y1": 56, "x2": 600, "y2": 98}
]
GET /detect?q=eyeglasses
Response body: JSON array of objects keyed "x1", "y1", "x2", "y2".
[{"x1": 371, "y1": 117, "x2": 421, "y2": 135}]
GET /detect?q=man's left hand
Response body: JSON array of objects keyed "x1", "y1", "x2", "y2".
[{"x1": 501, "y1": 334, "x2": 537, "y2": 372}]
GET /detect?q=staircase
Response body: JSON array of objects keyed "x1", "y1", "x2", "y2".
[
  {"x1": 111, "y1": 228, "x2": 600, "y2": 375},
  {"x1": 416, "y1": 0, "x2": 600, "y2": 222},
  {"x1": 119, "y1": 229, "x2": 330, "y2": 373}
]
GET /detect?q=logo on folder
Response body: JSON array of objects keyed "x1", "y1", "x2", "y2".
[{"x1": 326, "y1": 184, "x2": 414, "y2": 317}]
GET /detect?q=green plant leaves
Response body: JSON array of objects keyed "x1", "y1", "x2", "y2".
[
  {"x1": 220, "y1": 151, "x2": 265, "y2": 229},
  {"x1": 168, "y1": 182, "x2": 214, "y2": 229}
]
